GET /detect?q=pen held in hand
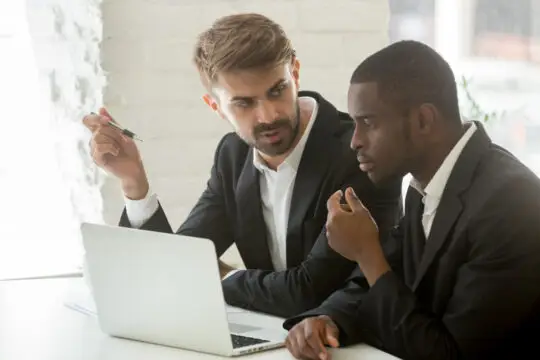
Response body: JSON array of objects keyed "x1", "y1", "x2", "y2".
[
  {"x1": 90, "y1": 111, "x2": 143, "y2": 142},
  {"x1": 107, "y1": 121, "x2": 143, "y2": 142}
]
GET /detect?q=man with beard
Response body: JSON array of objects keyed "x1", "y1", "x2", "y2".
[{"x1": 82, "y1": 13, "x2": 402, "y2": 318}]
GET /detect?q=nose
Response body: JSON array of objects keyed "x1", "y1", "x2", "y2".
[
  {"x1": 350, "y1": 122, "x2": 365, "y2": 151},
  {"x1": 254, "y1": 100, "x2": 279, "y2": 124}
]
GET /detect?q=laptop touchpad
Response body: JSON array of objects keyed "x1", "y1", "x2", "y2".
[{"x1": 228, "y1": 322, "x2": 261, "y2": 334}]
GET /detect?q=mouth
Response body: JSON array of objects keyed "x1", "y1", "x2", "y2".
[
  {"x1": 259, "y1": 128, "x2": 284, "y2": 143},
  {"x1": 359, "y1": 162, "x2": 375, "y2": 172}
]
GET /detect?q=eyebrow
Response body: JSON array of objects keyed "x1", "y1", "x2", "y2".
[
  {"x1": 230, "y1": 79, "x2": 287, "y2": 102},
  {"x1": 266, "y1": 79, "x2": 287, "y2": 95},
  {"x1": 352, "y1": 113, "x2": 377, "y2": 121}
]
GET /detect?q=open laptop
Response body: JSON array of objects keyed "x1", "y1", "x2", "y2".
[{"x1": 80, "y1": 222, "x2": 286, "y2": 357}]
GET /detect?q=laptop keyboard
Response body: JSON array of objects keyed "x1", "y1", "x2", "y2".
[{"x1": 231, "y1": 334, "x2": 270, "y2": 349}]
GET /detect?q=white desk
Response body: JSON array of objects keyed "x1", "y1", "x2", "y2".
[{"x1": 0, "y1": 278, "x2": 398, "y2": 360}]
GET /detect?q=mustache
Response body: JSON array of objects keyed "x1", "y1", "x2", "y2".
[{"x1": 254, "y1": 119, "x2": 291, "y2": 136}]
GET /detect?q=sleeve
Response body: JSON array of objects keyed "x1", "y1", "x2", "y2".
[
  {"x1": 222, "y1": 167, "x2": 403, "y2": 318},
  {"x1": 119, "y1": 135, "x2": 235, "y2": 257},
  {"x1": 123, "y1": 189, "x2": 159, "y2": 228},
  {"x1": 289, "y1": 180, "x2": 540, "y2": 360}
]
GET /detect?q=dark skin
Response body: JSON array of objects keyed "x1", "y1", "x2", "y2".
[{"x1": 286, "y1": 82, "x2": 463, "y2": 360}]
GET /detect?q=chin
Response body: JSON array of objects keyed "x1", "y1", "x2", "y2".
[
  {"x1": 362, "y1": 167, "x2": 383, "y2": 184},
  {"x1": 366, "y1": 171, "x2": 381, "y2": 184},
  {"x1": 372, "y1": 172, "x2": 404, "y2": 188}
]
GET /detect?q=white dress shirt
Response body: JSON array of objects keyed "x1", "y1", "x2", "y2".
[
  {"x1": 124, "y1": 96, "x2": 319, "y2": 273},
  {"x1": 409, "y1": 122, "x2": 477, "y2": 238}
]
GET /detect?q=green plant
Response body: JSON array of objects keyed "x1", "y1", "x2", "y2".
[{"x1": 459, "y1": 75, "x2": 505, "y2": 123}]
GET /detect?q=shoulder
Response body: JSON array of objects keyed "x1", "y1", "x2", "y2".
[
  {"x1": 211, "y1": 132, "x2": 251, "y2": 176},
  {"x1": 476, "y1": 144, "x2": 540, "y2": 199},
  {"x1": 468, "y1": 144, "x2": 540, "y2": 228},
  {"x1": 215, "y1": 132, "x2": 249, "y2": 157}
]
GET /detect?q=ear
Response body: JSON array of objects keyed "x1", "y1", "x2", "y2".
[
  {"x1": 417, "y1": 103, "x2": 437, "y2": 134},
  {"x1": 202, "y1": 94, "x2": 218, "y2": 111},
  {"x1": 291, "y1": 57, "x2": 300, "y2": 89},
  {"x1": 202, "y1": 93, "x2": 227, "y2": 120}
]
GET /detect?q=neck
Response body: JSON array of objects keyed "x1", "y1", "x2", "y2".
[
  {"x1": 411, "y1": 124, "x2": 464, "y2": 188},
  {"x1": 259, "y1": 99, "x2": 312, "y2": 170}
]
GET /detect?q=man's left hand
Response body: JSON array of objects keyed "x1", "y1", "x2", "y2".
[{"x1": 326, "y1": 187, "x2": 390, "y2": 286}]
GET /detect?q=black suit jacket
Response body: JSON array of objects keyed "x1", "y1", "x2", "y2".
[
  {"x1": 119, "y1": 90, "x2": 402, "y2": 318},
  {"x1": 284, "y1": 121, "x2": 540, "y2": 359}
]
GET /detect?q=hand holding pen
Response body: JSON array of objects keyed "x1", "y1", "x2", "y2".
[
  {"x1": 82, "y1": 108, "x2": 150, "y2": 200},
  {"x1": 90, "y1": 111, "x2": 143, "y2": 142}
]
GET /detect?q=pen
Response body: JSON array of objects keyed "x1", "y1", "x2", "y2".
[
  {"x1": 90, "y1": 112, "x2": 143, "y2": 142},
  {"x1": 107, "y1": 120, "x2": 143, "y2": 142}
]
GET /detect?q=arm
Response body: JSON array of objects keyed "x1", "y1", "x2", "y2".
[
  {"x1": 299, "y1": 181, "x2": 540, "y2": 359},
  {"x1": 119, "y1": 135, "x2": 235, "y2": 258},
  {"x1": 222, "y1": 232, "x2": 356, "y2": 318},
  {"x1": 283, "y1": 217, "x2": 405, "y2": 346},
  {"x1": 222, "y1": 171, "x2": 402, "y2": 318},
  {"x1": 355, "y1": 218, "x2": 540, "y2": 360}
]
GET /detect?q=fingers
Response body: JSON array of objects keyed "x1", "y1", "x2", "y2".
[
  {"x1": 93, "y1": 125, "x2": 127, "y2": 144},
  {"x1": 344, "y1": 187, "x2": 366, "y2": 212},
  {"x1": 286, "y1": 329, "x2": 309, "y2": 359},
  {"x1": 326, "y1": 190, "x2": 344, "y2": 214},
  {"x1": 286, "y1": 321, "x2": 324, "y2": 360},
  {"x1": 92, "y1": 142, "x2": 119, "y2": 166},
  {"x1": 304, "y1": 322, "x2": 330, "y2": 360},
  {"x1": 319, "y1": 316, "x2": 340, "y2": 349},
  {"x1": 83, "y1": 109, "x2": 124, "y2": 137},
  {"x1": 90, "y1": 128, "x2": 125, "y2": 166},
  {"x1": 82, "y1": 112, "x2": 110, "y2": 132},
  {"x1": 325, "y1": 326, "x2": 340, "y2": 349},
  {"x1": 98, "y1": 107, "x2": 119, "y2": 124}
]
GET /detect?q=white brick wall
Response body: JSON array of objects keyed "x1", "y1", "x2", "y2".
[
  {"x1": 0, "y1": 0, "x2": 104, "y2": 277},
  {"x1": 100, "y1": 0, "x2": 389, "y2": 265}
]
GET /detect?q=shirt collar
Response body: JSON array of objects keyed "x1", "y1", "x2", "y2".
[
  {"x1": 253, "y1": 96, "x2": 319, "y2": 172},
  {"x1": 410, "y1": 122, "x2": 477, "y2": 199}
]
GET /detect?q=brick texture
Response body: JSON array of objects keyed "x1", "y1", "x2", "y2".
[
  {"x1": 101, "y1": 0, "x2": 390, "y2": 266},
  {"x1": 0, "y1": 0, "x2": 104, "y2": 278}
]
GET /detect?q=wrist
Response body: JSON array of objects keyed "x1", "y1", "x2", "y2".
[
  {"x1": 356, "y1": 247, "x2": 391, "y2": 287},
  {"x1": 317, "y1": 315, "x2": 335, "y2": 324},
  {"x1": 122, "y1": 174, "x2": 149, "y2": 200}
]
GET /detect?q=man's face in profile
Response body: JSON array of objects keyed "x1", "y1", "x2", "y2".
[
  {"x1": 348, "y1": 82, "x2": 416, "y2": 184},
  {"x1": 208, "y1": 61, "x2": 301, "y2": 157}
]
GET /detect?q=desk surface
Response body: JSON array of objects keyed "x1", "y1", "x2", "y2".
[{"x1": 0, "y1": 278, "x2": 398, "y2": 360}]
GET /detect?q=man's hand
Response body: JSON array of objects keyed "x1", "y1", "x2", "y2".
[
  {"x1": 218, "y1": 260, "x2": 237, "y2": 279},
  {"x1": 286, "y1": 316, "x2": 340, "y2": 360},
  {"x1": 326, "y1": 187, "x2": 390, "y2": 286},
  {"x1": 83, "y1": 108, "x2": 149, "y2": 200}
]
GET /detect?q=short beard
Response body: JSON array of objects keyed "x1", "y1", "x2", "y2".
[{"x1": 252, "y1": 102, "x2": 301, "y2": 157}]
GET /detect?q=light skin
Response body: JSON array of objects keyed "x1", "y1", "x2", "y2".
[
  {"x1": 202, "y1": 58, "x2": 308, "y2": 170},
  {"x1": 286, "y1": 82, "x2": 464, "y2": 360},
  {"x1": 82, "y1": 58, "x2": 311, "y2": 278}
]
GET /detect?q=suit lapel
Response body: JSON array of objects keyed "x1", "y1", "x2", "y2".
[
  {"x1": 412, "y1": 194, "x2": 463, "y2": 290},
  {"x1": 412, "y1": 121, "x2": 492, "y2": 290},
  {"x1": 286, "y1": 92, "x2": 342, "y2": 267},
  {"x1": 235, "y1": 150, "x2": 274, "y2": 270}
]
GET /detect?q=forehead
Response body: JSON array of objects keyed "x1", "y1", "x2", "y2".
[
  {"x1": 347, "y1": 82, "x2": 381, "y2": 115},
  {"x1": 213, "y1": 64, "x2": 292, "y2": 98}
]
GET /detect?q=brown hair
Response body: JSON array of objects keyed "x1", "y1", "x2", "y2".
[{"x1": 193, "y1": 13, "x2": 295, "y2": 87}]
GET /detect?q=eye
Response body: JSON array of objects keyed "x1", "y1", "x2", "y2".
[
  {"x1": 357, "y1": 116, "x2": 375, "y2": 127},
  {"x1": 268, "y1": 83, "x2": 287, "y2": 97},
  {"x1": 233, "y1": 99, "x2": 253, "y2": 108}
]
